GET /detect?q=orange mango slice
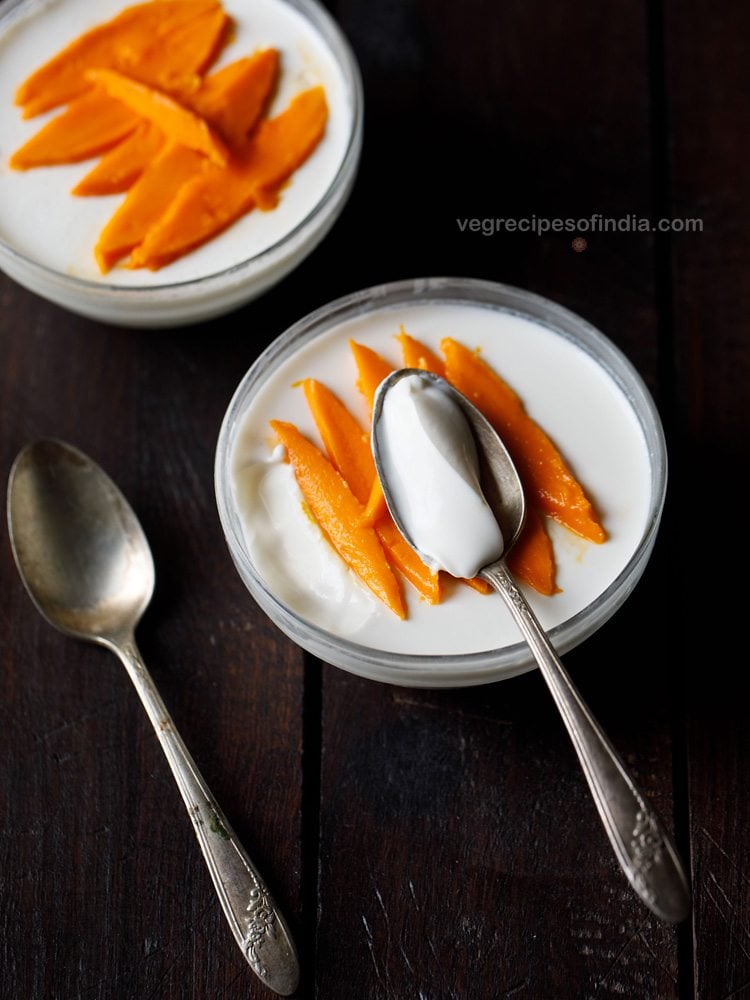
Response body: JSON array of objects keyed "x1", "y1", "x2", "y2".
[
  {"x1": 397, "y1": 328, "x2": 446, "y2": 378},
  {"x1": 190, "y1": 49, "x2": 279, "y2": 144},
  {"x1": 72, "y1": 49, "x2": 278, "y2": 197},
  {"x1": 374, "y1": 519, "x2": 443, "y2": 605},
  {"x1": 271, "y1": 420, "x2": 406, "y2": 619},
  {"x1": 302, "y1": 379, "x2": 441, "y2": 605},
  {"x1": 133, "y1": 4, "x2": 229, "y2": 97},
  {"x1": 130, "y1": 86, "x2": 328, "y2": 270},
  {"x1": 350, "y1": 340, "x2": 395, "y2": 415},
  {"x1": 87, "y1": 69, "x2": 228, "y2": 165},
  {"x1": 506, "y1": 506, "x2": 559, "y2": 596},
  {"x1": 9, "y1": 90, "x2": 138, "y2": 169},
  {"x1": 359, "y1": 476, "x2": 388, "y2": 528},
  {"x1": 94, "y1": 142, "x2": 203, "y2": 273},
  {"x1": 72, "y1": 121, "x2": 165, "y2": 195},
  {"x1": 302, "y1": 378, "x2": 373, "y2": 501},
  {"x1": 15, "y1": 0, "x2": 227, "y2": 119},
  {"x1": 442, "y1": 337, "x2": 607, "y2": 544},
  {"x1": 93, "y1": 50, "x2": 282, "y2": 271}
]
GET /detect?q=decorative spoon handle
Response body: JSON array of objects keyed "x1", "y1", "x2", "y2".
[
  {"x1": 481, "y1": 562, "x2": 691, "y2": 923},
  {"x1": 112, "y1": 634, "x2": 299, "y2": 996}
]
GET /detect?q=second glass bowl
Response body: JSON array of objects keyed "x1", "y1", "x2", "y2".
[{"x1": 0, "y1": 0, "x2": 363, "y2": 326}]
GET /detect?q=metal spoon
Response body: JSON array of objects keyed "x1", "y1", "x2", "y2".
[
  {"x1": 372, "y1": 370, "x2": 691, "y2": 923},
  {"x1": 6, "y1": 439, "x2": 299, "y2": 995}
]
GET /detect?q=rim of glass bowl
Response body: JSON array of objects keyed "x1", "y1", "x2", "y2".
[
  {"x1": 215, "y1": 277, "x2": 667, "y2": 686},
  {"x1": 0, "y1": 0, "x2": 363, "y2": 302}
]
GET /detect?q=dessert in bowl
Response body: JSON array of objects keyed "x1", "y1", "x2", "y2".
[
  {"x1": 0, "y1": 0, "x2": 362, "y2": 326},
  {"x1": 215, "y1": 277, "x2": 666, "y2": 688}
]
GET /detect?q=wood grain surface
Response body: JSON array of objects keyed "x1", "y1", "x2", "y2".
[
  {"x1": 0, "y1": 0, "x2": 747, "y2": 998},
  {"x1": 663, "y1": 2, "x2": 750, "y2": 998}
]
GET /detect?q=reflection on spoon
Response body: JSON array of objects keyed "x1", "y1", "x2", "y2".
[
  {"x1": 7, "y1": 439, "x2": 299, "y2": 995},
  {"x1": 372, "y1": 370, "x2": 691, "y2": 923}
]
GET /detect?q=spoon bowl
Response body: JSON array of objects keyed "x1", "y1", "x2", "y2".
[
  {"x1": 372, "y1": 371, "x2": 691, "y2": 924},
  {"x1": 372, "y1": 368, "x2": 526, "y2": 561},
  {"x1": 7, "y1": 439, "x2": 299, "y2": 995},
  {"x1": 8, "y1": 439, "x2": 154, "y2": 643}
]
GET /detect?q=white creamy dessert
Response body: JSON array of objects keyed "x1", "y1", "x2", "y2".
[
  {"x1": 0, "y1": 0, "x2": 358, "y2": 322},
  {"x1": 227, "y1": 300, "x2": 654, "y2": 658},
  {"x1": 374, "y1": 372, "x2": 504, "y2": 579},
  {"x1": 235, "y1": 446, "x2": 378, "y2": 634}
]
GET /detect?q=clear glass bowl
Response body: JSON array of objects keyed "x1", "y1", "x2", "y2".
[
  {"x1": 0, "y1": 0, "x2": 363, "y2": 327},
  {"x1": 215, "y1": 277, "x2": 667, "y2": 688}
]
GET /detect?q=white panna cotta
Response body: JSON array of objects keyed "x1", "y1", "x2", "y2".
[
  {"x1": 375, "y1": 373, "x2": 504, "y2": 579},
  {"x1": 226, "y1": 297, "x2": 655, "y2": 660},
  {"x1": 0, "y1": 0, "x2": 359, "y2": 323}
]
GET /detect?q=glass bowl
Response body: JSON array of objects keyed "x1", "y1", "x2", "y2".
[
  {"x1": 215, "y1": 277, "x2": 667, "y2": 688},
  {"x1": 0, "y1": 0, "x2": 363, "y2": 327}
]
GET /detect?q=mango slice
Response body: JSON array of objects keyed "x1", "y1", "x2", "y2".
[
  {"x1": 302, "y1": 379, "x2": 441, "y2": 605},
  {"x1": 350, "y1": 340, "x2": 395, "y2": 416},
  {"x1": 94, "y1": 142, "x2": 203, "y2": 273},
  {"x1": 302, "y1": 378, "x2": 373, "y2": 501},
  {"x1": 442, "y1": 337, "x2": 607, "y2": 544},
  {"x1": 359, "y1": 476, "x2": 387, "y2": 528},
  {"x1": 15, "y1": 0, "x2": 227, "y2": 119},
  {"x1": 506, "y1": 506, "x2": 559, "y2": 596},
  {"x1": 87, "y1": 68, "x2": 228, "y2": 165},
  {"x1": 190, "y1": 49, "x2": 279, "y2": 144},
  {"x1": 72, "y1": 121, "x2": 164, "y2": 195},
  {"x1": 9, "y1": 90, "x2": 138, "y2": 169},
  {"x1": 397, "y1": 328, "x2": 446, "y2": 378},
  {"x1": 271, "y1": 420, "x2": 406, "y2": 619},
  {"x1": 73, "y1": 49, "x2": 278, "y2": 197},
  {"x1": 130, "y1": 86, "x2": 328, "y2": 270}
]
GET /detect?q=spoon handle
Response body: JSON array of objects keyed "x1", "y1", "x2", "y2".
[
  {"x1": 113, "y1": 635, "x2": 299, "y2": 996},
  {"x1": 481, "y1": 562, "x2": 691, "y2": 923}
]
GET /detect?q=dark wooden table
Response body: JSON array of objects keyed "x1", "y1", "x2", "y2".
[{"x1": 2, "y1": 1, "x2": 749, "y2": 998}]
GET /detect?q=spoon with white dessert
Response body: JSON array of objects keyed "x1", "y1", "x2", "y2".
[
  {"x1": 371, "y1": 369, "x2": 691, "y2": 923},
  {"x1": 6, "y1": 439, "x2": 299, "y2": 995}
]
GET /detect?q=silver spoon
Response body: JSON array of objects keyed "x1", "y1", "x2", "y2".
[
  {"x1": 7, "y1": 439, "x2": 299, "y2": 995},
  {"x1": 372, "y1": 370, "x2": 691, "y2": 923}
]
